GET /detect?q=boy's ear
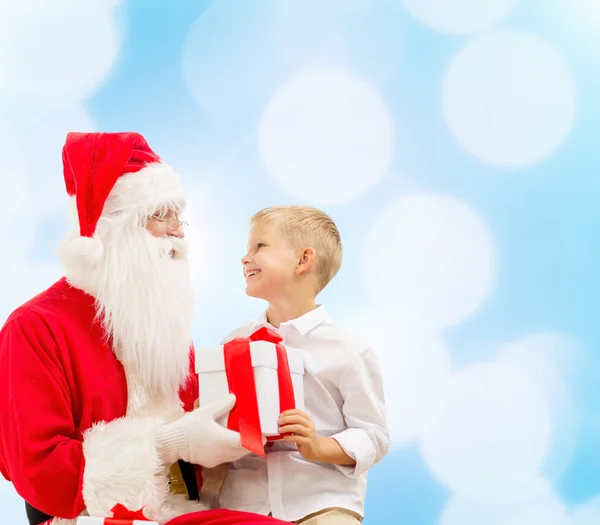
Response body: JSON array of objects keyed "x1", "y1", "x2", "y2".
[{"x1": 295, "y1": 247, "x2": 316, "y2": 275}]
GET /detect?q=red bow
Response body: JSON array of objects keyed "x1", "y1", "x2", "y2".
[
  {"x1": 224, "y1": 327, "x2": 296, "y2": 457},
  {"x1": 111, "y1": 503, "x2": 149, "y2": 521}
]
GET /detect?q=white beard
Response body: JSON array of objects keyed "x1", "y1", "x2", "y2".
[{"x1": 60, "y1": 223, "x2": 194, "y2": 403}]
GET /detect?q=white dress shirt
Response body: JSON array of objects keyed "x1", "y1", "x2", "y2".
[{"x1": 217, "y1": 305, "x2": 389, "y2": 522}]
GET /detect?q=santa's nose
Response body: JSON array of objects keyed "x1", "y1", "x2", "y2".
[{"x1": 170, "y1": 226, "x2": 185, "y2": 239}]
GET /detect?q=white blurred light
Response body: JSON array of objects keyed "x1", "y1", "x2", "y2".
[
  {"x1": 0, "y1": 0, "x2": 121, "y2": 103},
  {"x1": 185, "y1": 175, "x2": 245, "y2": 291},
  {"x1": 499, "y1": 332, "x2": 582, "y2": 481},
  {"x1": 440, "y1": 496, "x2": 508, "y2": 525},
  {"x1": 0, "y1": 263, "x2": 64, "y2": 324},
  {"x1": 571, "y1": 0, "x2": 600, "y2": 28},
  {"x1": 0, "y1": 261, "x2": 35, "y2": 324},
  {"x1": 5, "y1": 104, "x2": 96, "y2": 214},
  {"x1": 0, "y1": 127, "x2": 30, "y2": 215},
  {"x1": 572, "y1": 496, "x2": 600, "y2": 524},
  {"x1": 266, "y1": 2, "x2": 350, "y2": 77},
  {"x1": 420, "y1": 361, "x2": 552, "y2": 503},
  {"x1": 500, "y1": 497, "x2": 571, "y2": 525},
  {"x1": 269, "y1": 1, "x2": 404, "y2": 86},
  {"x1": 184, "y1": 175, "x2": 260, "y2": 343},
  {"x1": 439, "y1": 485, "x2": 557, "y2": 525},
  {"x1": 0, "y1": 127, "x2": 37, "y2": 323},
  {"x1": 401, "y1": 0, "x2": 518, "y2": 35},
  {"x1": 0, "y1": 480, "x2": 27, "y2": 525},
  {"x1": 30, "y1": 263, "x2": 64, "y2": 293},
  {"x1": 342, "y1": 310, "x2": 451, "y2": 446},
  {"x1": 310, "y1": 0, "x2": 379, "y2": 14},
  {"x1": 443, "y1": 30, "x2": 575, "y2": 168},
  {"x1": 181, "y1": 1, "x2": 275, "y2": 125},
  {"x1": 259, "y1": 70, "x2": 394, "y2": 205},
  {"x1": 181, "y1": 0, "x2": 404, "y2": 125},
  {"x1": 364, "y1": 193, "x2": 496, "y2": 328},
  {"x1": 501, "y1": 333, "x2": 584, "y2": 386},
  {"x1": 440, "y1": 489, "x2": 570, "y2": 525}
]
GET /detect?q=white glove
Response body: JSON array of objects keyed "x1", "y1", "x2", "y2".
[{"x1": 156, "y1": 393, "x2": 251, "y2": 468}]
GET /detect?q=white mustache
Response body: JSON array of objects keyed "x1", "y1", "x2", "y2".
[{"x1": 155, "y1": 235, "x2": 189, "y2": 260}]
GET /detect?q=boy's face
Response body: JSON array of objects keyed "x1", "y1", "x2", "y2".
[{"x1": 242, "y1": 221, "x2": 299, "y2": 300}]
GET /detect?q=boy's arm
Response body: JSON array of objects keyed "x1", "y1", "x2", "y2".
[
  {"x1": 311, "y1": 436, "x2": 356, "y2": 465},
  {"x1": 328, "y1": 346, "x2": 390, "y2": 478}
]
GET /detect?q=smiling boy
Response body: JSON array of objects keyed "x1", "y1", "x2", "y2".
[{"x1": 218, "y1": 205, "x2": 389, "y2": 525}]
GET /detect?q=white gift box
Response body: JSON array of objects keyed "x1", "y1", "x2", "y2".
[{"x1": 195, "y1": 340, "x2": 305, "y2": 436}]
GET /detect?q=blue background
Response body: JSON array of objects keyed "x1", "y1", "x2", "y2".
[{"x1": 0, "y1": 1, "x2": 598, "y2": 523}]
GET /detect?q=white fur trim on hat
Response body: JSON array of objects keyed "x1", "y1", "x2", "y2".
[
  {"x1": 57, "y1": 198, "x2": 104, "y2": 294},
  {"x1": 104, "y1": 161, "x2": 186, "y2": 217}
]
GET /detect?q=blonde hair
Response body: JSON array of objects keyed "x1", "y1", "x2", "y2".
[{"x1": 250, "y1": 205, "x2": 342, "y2": 292}]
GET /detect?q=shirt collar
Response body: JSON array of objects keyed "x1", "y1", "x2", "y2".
[{"x1": 252, "y1": 305, "x2": 328, "y2": 336}]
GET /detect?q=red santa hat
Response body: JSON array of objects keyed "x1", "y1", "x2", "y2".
[{"x1": 60, "y1": 132, "x2": 185, "y2": 262}]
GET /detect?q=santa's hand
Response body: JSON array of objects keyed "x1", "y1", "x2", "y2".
[{"x1": 155, "y1": 394, "x2": 249, "y2": 468}]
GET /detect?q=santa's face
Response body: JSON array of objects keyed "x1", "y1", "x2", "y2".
[
  {"x1": 61, "y1": 204, "x2": 194, "y2": 402},
  {"x1": 144, "y1": 208, "x2": 188, "y2": 242}
]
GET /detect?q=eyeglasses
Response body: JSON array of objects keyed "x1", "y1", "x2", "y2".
[{"x1": 148, "y1": 215, "x2": 189, "y2": 230}]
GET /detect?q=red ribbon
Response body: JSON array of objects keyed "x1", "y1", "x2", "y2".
[
  {"x1": 110, "y1": 503, "x2": 150, "y2": 521},
  {"x1": 224, "y1": 327, "x2": 296, "y2": 457}
]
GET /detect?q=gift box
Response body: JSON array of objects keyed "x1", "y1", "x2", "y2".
[{"x1": 195, "y1": 327, "x2": 304, "y2": 456}]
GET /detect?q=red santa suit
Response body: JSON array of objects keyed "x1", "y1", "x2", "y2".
[
  {"x1": 0, "y1": 278, "x2": 200, "y2": 519},
  {"x1": 0, "y1": 132, "x2": 289, "y2": 525}
]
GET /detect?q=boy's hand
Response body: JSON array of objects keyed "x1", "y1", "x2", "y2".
[{"x1": 278, "y1": 409, "x2": 322, "y2": 462}]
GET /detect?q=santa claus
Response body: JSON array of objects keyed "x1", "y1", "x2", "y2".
[{"x1": 0, "y1": 132, "x2": 289, "y2": 525}]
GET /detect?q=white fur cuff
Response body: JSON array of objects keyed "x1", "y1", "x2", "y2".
[{"x1": 81, "y1": 416, "x2": 168, "y2": 522}]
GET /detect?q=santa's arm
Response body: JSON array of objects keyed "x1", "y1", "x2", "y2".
[
  {"x1": 83, "y1": 350, "x2": 203, "y2": 519},
  {"x1": 0, "y1": 315, "x2": 170, "y2": 521}
]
